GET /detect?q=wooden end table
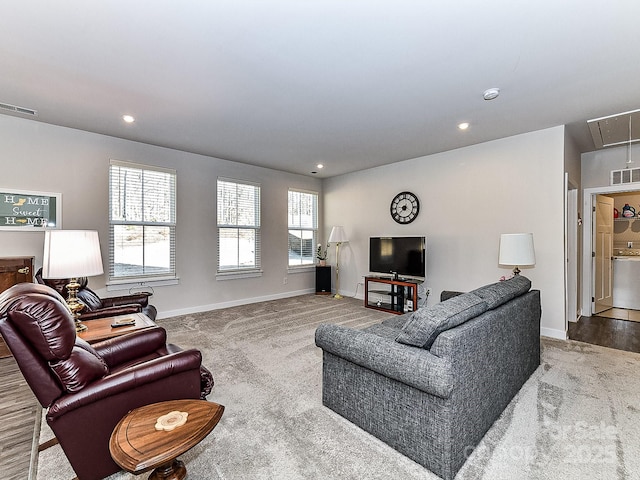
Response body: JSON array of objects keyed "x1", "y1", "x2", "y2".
[
  {"x1": 110, "y1": 399, "x2": 224, "y2": 480},
  {"x1": 77, "y1": 312, "x2": 156, "y2": 344}
]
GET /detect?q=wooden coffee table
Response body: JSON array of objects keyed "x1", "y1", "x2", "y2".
[
  {"x1": 109, "y1": 399, "x2": 224, "y2": 480},
  {"x1": 77, "y1": 312, "x2": 156, "y2": 344}
]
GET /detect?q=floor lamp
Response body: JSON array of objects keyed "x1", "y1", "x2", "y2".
[
  {"x1": 328, "y1": 226, "x2": 348, "y2": 299},
  {"x1": 42, "y1": 230, "x2": 104, "y2": 332}
]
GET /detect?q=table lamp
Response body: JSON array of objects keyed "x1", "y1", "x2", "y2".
[
  {"x1": 328, "y1": 226, "x2": 348, "y2": 299},
  {"x1": 498, "y1": 233, "x2": 536, "y2": 275},
  {"x1": 42, "y1": 230, "x2": 104, "y2": 332}
]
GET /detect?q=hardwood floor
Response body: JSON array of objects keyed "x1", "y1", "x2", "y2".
[
  {"x1": 568, "y1": 314, "x2": 640, "y2": 353},
  {"x1": 0, "y1": 356, "x2": 40, "y2": 480}
]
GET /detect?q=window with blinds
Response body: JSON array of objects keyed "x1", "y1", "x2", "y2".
[
  {"x1": 109, "y1": 160, "x2": 176, "y2": 281},
  {"x1": 288, "y1": 189, "x2": 318, "y2": 267},
  {"x1": 217, "y1": 178, "x2": 261, "y2": 272}
]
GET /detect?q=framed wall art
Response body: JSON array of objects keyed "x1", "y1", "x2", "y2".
[{"x1": 0, "y1": 189, "x2": 61, "y2": 230}]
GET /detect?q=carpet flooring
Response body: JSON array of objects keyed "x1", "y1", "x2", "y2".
[{"x1": 33, "y1": 295, "x2": 640, "y2": 479}]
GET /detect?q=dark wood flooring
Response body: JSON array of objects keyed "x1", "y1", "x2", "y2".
[
  {"x1": 568, "y1": 315, "x2": 640, "y2": 353},
  {"x1": 0, "y1": 355, "x2": 40, "y2": 480}
]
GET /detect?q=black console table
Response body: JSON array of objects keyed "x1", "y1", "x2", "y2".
[{"x1": 364, "y1": 276, "x2": 418, "y2": 315}]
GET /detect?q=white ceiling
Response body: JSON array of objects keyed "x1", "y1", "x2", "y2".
[{"x1": 2, "y1": 1, "x2": 640, "y2": 178}]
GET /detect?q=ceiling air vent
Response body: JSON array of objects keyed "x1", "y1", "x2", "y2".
[
  {"x1": 611, "y1": 167, "x2": 640, "y2": 185},
  {"x1": 0, "y1": 102, "x2": 38, "y2": 116}
]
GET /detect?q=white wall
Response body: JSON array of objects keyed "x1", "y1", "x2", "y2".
[
  {"x1": 564, "y1": 130, "x2": 582, "y2": 189},
  {"x1": 0, "y1": 113, "x2": 568, "y2": 336},
  {"x1": 323, "y1": 126, "x2": 567, "y2": 339},
  {"x1": 582, "y1": 143, "x2": 640, "y2": 189},
  {"x1": 0, "y1": 115, "x2": 322, "y2": 317}
]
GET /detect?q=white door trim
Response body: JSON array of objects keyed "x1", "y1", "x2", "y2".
[{"x1": 565, "y1": 182, "x2": 578, "y2": 324}]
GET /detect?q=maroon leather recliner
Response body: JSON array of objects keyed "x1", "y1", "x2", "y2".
[
  {"x1": 34, "y1": 267, "x2": 158, "y2": 321},
  {"x1": 0, "y1": 283, "x2": 212, "y2": 480}
]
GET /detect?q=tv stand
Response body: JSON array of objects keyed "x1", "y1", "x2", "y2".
[{"x1": 364, "y1": 276, "x2": 418, "y2": 315}]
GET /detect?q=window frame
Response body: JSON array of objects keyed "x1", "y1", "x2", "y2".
[
  {"x1": 107, "y1": 160, "x2": 177, "y2": 288},
  {"x1": 287, "y1": 188, "x2": 319, "y2": 269},
  {"x1": 216, "y1": 177, "x2": 262, "y2": 277}
]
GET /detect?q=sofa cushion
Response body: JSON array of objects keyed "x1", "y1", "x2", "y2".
[
  {"x1": 395, "y1": 292, "x2": 487, "y2": 349},
  {"x1": 364, "y1": 323, "x2": 402, "y2": 340},
  {"x1": 470, "y1": 275, "x2": 531, "y2": 310},
  {"x1": 381, "y1": 312, "x2": 412, "y2": 330}
]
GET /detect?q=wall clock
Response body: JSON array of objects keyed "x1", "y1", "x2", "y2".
[{"x1": 390, "y1": 191, "x2": 419, "y2": 224}]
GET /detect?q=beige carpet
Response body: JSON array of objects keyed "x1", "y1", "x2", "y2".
[{"x1": 35, "y1": 295, "x2": 640, "y2": 479}]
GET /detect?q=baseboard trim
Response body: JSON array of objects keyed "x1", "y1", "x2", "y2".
[
  {"x1": 541, "y1": 326, "x2": 567, "y2": 340},
  {"x1": 156, "y1": 288, "x2": 315, "y2": 319}
]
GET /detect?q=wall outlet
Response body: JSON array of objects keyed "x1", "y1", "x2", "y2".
[
  {"x1": 283, "y1": 276, "x2": 288, "y2": 285},
  {"x1": 426, "y1": 288, "x2": 432, "y2": 297}
]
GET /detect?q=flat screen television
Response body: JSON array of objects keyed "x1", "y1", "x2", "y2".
[{"x1": 369, "y1": 236, "x2": 426, "y2": 279}]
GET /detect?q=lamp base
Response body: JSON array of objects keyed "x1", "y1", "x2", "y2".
[
  {"x1": 512, "y1": 266, "x2": 521, "y2": 275},
  {"x1": 333, "y1": 293, "x2": 344, "y2": 300},
  {"x1": 65, "y1": 278, "x2": 88, "y2": 333},
  {"x1": 75, "y1": 321, "x2": 88, "y2": 333}
]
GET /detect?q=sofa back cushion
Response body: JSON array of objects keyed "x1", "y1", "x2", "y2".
[
  {"x1": 470, "y1": 275, "x2": 531, "y2": 310},
  {"x1": 395, "y1": 292, "x2": 488, "y2": 349}
]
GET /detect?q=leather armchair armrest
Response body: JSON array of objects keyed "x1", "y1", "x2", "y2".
[
  {"x1": 47, "y1": 349, "x2": 203, "y2": 420},
  {"x1": 101, "y1": 293, "x2": 151, "y2": 308},
  {"x1": 92, "y1": 327, "x2": 167, "y2": 368},
  {"x1": 79, "y1": 304, "x2": 142, "y2": 320}
]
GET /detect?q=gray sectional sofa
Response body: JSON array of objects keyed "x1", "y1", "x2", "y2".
[{"x1": 315, "y1": 275, "x2": 541, "y2": 480}]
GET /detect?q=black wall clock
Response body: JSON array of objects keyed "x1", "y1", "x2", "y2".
[{"x1": 390, "y1": 191, "x2": 420, "y2": 224}]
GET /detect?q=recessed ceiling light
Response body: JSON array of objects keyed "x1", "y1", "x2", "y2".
[
  {"x1": 122, "y1": 115, "x2": 135, "y2": 123},
  {"x1": 458, "y1": 122, "x2": 470, "y2": 130},
  {"x1": 317, "y1": 163, "x2": 324, "y2": 169},
  {"x1": 483, "y1": 88, "x2": 500, "y2": 101}
]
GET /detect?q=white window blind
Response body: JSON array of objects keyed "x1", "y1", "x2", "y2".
[
  {"x1": 288, "y1": 189, "x2": 318, "y2": 267},
  {"x1": 217, "y1": 178, "x2": 261, "y2": 272},
  {"x1": 109, "y1": 160, "x2": 176, "y2": 281}
]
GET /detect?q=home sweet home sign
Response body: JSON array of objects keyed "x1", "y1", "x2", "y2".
[{"x1": 0, "y1": 189, "x2": 60, "y2": 230}]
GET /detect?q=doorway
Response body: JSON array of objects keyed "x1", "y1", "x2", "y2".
[{"x1": 581, "y1": 184, "x2": 640, "y2": 317}]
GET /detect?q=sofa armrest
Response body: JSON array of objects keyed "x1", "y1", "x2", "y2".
[
  {"x1": 92, "y1": 327, "x2": 167, "y2": 368},
  {"x1": 315, "y1": 323, "x2": 453, "y2": 399},
  {"x1": 47, "y1": 349, "x2": 202, "y2": 419}
]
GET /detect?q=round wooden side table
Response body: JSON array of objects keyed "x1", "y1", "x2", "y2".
[{"x1": 109, "y1": 399, "x2": 224, "y2": 480}]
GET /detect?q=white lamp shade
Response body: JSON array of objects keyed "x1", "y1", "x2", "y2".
[
  {"x1": 328, "y1": 226, "x2": 348, "y2": 244},
  {"x1": 499, "y1": 233, "x2": 536, "y2": 267},
  {"x1": 42, "y1": 230, "x2": 104, "y2": 278}
]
